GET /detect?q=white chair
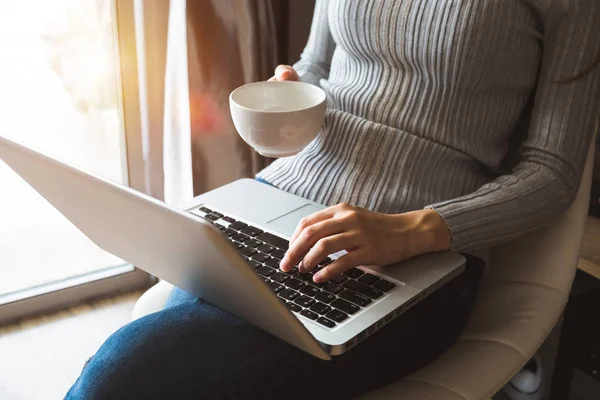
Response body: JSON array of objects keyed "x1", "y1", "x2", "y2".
[{"x1": 132, "y1": 134, "x2": 596, "y2": 399}]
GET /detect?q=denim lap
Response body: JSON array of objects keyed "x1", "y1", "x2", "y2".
[{"x1": 164, "y1": 286, "x2": 198, "y2": 308}]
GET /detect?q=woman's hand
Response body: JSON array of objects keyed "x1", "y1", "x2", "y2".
[
  {"x1": 268, "y1": 65, "x2": 299, "y2": 82},
  {"x1": 279, "y1": 203, "x2": 452, "y2": 283}
]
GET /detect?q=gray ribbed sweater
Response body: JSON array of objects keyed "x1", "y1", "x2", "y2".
[{"x1": 258, "y1": 0, "x2": 600, "y2": 252}]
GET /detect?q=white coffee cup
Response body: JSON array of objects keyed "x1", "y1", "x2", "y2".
[{"x1": 229, "y1": 81, "x2": 327, "y2": 158}]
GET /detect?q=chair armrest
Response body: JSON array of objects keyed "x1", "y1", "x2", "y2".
[{"x1": 132, "y1": 280, "x2": 174, "y2": 320}]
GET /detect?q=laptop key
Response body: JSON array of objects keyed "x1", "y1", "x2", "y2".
[
  {"x1": 279, "y1": 289, "x2": 300, "y2": 301},
  {"x1": 316, "y1": 317, "x2": 336, "y2": 328},
  {"x1": 294, "y1": 296, "x2": 316, "y2": 308},
  {"x1": 252, "y1": 253, "x2": 270, "y2": 263},
  {"x1": 300, "y1": 285, "x2": 320, "y2": 297},
  {"x1": 233, "y1": 242, "x2": 245, "y2": 251},
  {"x1": 256, "y1": 232, "x2": 289, "y2": 251},
  {"x1": 265, "y1": 258, "x2": 281, "y2": 269},
  {"x1": 343, "y1": 268, "x2": 364, "y2": 279},
  {"x1": 330, "y1": 275, "x2": 348, "y2": 284},
  {"x1": 339, "y1": 290, "x2": 372, "y2": 307},
  {"x1": 271, "y1": 249, "x2": 286, "y2": 260},
  {"x1": 245, "y1": 238, "x2": 262, "y2": 248},
  {"x1": 204, "y1": 213, "x2": 220, "y2": 221},
  {"x1": 293, "y1": 271, "x2": 312, "y2": 282},
  {"x1": 215, "y1": 223, "x2": 227, "y2": 232},
  {"x1": 323, "y1": 282, "x2": 344, "y2": 295},
  {"x1": 285, "y1": 279, "x2": 305, "y2": 290},
  {"x1": 271, "y1": 272, "x2": 290, "y2": 283},
  {"x1": 198, "y1": 206, "x2": 212, "y2": 213},
  {"x1": 331, "y1": 298, "x2": 360, "y2": 315},
  {"x1": 314, "y1": 292, "x2": 335, "y2": 304},
  {"x1": 300, "y1": 309, "x2": 318, "y2": 320},
  {"x1": 232, "y1": 233, "x2": 249, "y2": 243},
  {"x1": 269, "y1": 281, "x2": 284, "y2": 293},
  {"x1": 357, "y1": 273, "x2": 380, "y2": 286},
  {"x1": 325, "y1": 309, "x2": 348, "y2": 323},
  {"x1": 239, "y1": 247, "x2": 257, "y2": 257},
  {"x1": 373, "y1": 279, "x2": 396, "y2": 292},
  {"x1": 287, "y1": 303, "x2": 302, "y2": 313},
  {"x1": 222, "y1": 216, "x2": 236, "y2": 223},
  {"x1": 309, "y1": 302, "x2": 332, "y2": 315},
  {"x1": 257, "y1": 244, "x2": 275, "y2": 253},
  {"x1": 343, "y1": 280, "x2": 384, "y2": 300},
  {"x1": 225, "y1": 228, "x2": 237, "y2": 237},
  {"x1": 257, "y1": 266, "x2": 275, "y2": 277},
  {"x1": 229, "y1": 221, "x2": 248, "y2": 231},
  {"x1": 241, "y1": 226, "x2": 264, "y2": 237},
  {"x1": 210, "y1": 211, "x2": 223, "y2": 219},
  {"x1": 249, "y1": 261, "x2": 263, "y2": 269}
]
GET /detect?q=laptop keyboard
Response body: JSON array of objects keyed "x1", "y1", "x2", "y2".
[{"x1": 194, "y1": 206, "x2": 397, "y2": 329}]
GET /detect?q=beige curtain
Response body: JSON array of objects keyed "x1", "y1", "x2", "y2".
[{"x1": 185, "y1": 0, "x2": 282, "y2": 196}]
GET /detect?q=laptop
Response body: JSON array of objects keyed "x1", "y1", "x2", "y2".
[{"x1": 0, "y1": 135, "x2": 465, "y2": 361}]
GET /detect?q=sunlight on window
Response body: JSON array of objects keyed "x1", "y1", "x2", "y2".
[{"x1": 0, "y1": 0, "x2": 127, "y2": 297}]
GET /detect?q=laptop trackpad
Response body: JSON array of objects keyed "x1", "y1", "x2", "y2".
[{"x1": 267, "y1": 204, "x2": 322, "y2": 235}]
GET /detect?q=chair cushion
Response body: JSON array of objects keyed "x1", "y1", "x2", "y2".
[
  {"x1": 461, "y1": 282, "x2": 566, "y2": 357},
  {"x1": 359, "y1": 340, "x2": 524, "y2": 400},
  {"x1": 132, "y1": 280, "x2": 174, "y2": 320},
  {"x1": 359, "y1": 286, "x2": 564, "y2": 400},
  {"x1": 358, "y1": 377, "x2": 469, "y2": 400}
]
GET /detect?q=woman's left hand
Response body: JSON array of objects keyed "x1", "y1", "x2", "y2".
[{"x1": 279, "y1": 203, "x2": 452, "y2": 283}]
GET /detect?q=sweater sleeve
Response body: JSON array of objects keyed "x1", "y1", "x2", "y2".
[
  {"x1": 426, "y1": 1, "x2": 600, "y2": 252},
  {"x1": 293, "y1": 0, "x2": 336, "y2": 87}
]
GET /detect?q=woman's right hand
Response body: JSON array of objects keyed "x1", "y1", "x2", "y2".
[{"x1": 268, "y1": 65, "x2": 299, "y2": 82}]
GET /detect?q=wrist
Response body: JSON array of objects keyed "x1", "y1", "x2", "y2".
[
  {"x1": 418, "y1": 209, "x2": 452, "y2": 252},
  {"x1": 388, "y1": 209, "x2": 451, "y2": 254}
]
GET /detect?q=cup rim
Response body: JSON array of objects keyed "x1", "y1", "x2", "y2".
[{"x1": 229, "y1": 81, "x2": 326, "y2": 114}]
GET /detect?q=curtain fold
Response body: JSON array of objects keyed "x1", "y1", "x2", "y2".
[
  {"x1": 163, "y1": 0, "x2": 191, "y2": 205},
  {"x1": 236, "y1": 0, "x2": 283, "y2": 174},
  {"x1": 162, "y1": 0, "x2": 284, "y2": 206}
]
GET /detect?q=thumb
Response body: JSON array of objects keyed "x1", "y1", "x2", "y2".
[{"x1": 275, "y1": 65, "x2": 293, "y2": 79}]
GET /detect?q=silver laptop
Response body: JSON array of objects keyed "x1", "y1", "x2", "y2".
[{"x1": 0, "y1": 135, "x2": 465, "y2": 361}]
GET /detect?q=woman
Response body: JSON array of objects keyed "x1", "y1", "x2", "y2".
[{"x1": 67, "y1": 0, "x2": 599, "y2": 398}]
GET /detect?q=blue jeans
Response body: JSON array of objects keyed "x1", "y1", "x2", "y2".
[{"x1": 65, "y1": 254, "x2": 483, "y2": 400}]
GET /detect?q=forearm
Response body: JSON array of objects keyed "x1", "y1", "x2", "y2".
[
  {"x1": 426, "y1": 156, "x2": 593, "y2": 252},
  {"x1": 424, "y1": 0, "x2": 600, "y2": 253}
]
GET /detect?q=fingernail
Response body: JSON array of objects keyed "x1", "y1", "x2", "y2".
[
  {"x1": 280, "y1": 70, "x2": 290, "y2": 79},
  {"x1": 282, "y1": 257, "x2": 294, "y2": 271},
  {"x1": 313, "y1": 272, "x2": 324, "y2": 283}
]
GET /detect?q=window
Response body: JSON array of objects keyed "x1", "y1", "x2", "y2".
[{"x1": 0, "y1": 0, "x2": 152, "y2": 321}]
